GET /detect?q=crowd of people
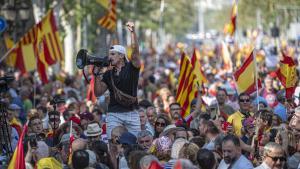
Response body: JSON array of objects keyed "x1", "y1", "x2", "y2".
[{"x1": 0, "y1": 22, "x2": 300, "y2": 169}]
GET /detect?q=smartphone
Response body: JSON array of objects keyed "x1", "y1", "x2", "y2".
[{"x1": 29, "y1": 135, "x2": 37, "y2": 148}]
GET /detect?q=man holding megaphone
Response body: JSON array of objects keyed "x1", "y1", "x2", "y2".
[{"x1": 93, "y1": 22, "x2": 141, "y2": 140}]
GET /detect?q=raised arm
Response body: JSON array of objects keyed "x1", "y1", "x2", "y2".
[{"x1": 126, "y1": 22, "x2": 141, "y2": 68}]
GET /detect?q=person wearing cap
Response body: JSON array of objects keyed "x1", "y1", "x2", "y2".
[
  {"x1": 46, "y1": 110, "x2": 61, "y2": 147},
  {"x1": 84, "y1": 122, "x2": 103, "y2": 148},
  {"x1": 94, "y1": 21, "x2": 141, "y2": 140}
]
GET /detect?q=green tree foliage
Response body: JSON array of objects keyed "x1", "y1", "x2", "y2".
[
  {"x1": 238, "y1": 0, "x2": 300, "y2": 30},
  {"x1": 58, "y1": 0, "x2": 197, "y2": 47}
]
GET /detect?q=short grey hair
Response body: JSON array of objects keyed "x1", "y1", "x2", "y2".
[
  {"x1": 295, "y1": 106, "x2": 300, "y2": 113},
  {"x1": 137, "y1": 130, "x2": 153, "y2": 138},
  {"x1": 263, "y1": 142, "x2": 284, "y2": 156},
  {"x1": 139, "y1": 155, "x2": 159, "y2": 169}
]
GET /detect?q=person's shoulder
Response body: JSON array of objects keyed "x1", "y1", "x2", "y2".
[
  {"x1": 127, "y1": 61, "x2": 140, "y2": 70},
  {"x1": 237, "y1": 155, "x2": 254, "y2": 168}
]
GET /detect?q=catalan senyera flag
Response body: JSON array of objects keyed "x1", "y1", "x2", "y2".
[
  {"x1": 191, "y1": 48, "x2": 207, "y2": 85},
  {"x1": 234, "y1": 50, "x2": 261, "y2": 94},
  {"x1": 176, "y1": 52, "x2": 197, "y2": 117},
  {"x1": 277, "y1": 51, "x2": 298, "y2": 99},
  {"x1": 98, "y1": 0, "x2": 117, "y2": 32},
  {"x1": 7, "y1": 9, "x2": 63, "y2": 84},
  {"x1": 8, "y1": 123, "x2": 28, "y2": 169},
  {"x1": 228, "y1": 0, "x2": 237, "y2": 36}
]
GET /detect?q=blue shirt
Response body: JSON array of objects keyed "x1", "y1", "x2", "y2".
[{"x1": 274, "y1": 103, "x2": 287, "y2": 122}]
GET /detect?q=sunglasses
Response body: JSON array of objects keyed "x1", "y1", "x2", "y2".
[
  {"x1": 239, "y1": 99, "x2": 250, "y2": 103},
  {"x1": 267, "y1": 155, "x2": 286, "y2": 162},
  {"x1": 170, "y1": 108, "x2": 181, "y2": 111},
  {"x1": 155, "y1": 122, "x2": 166, "y2": 127}
]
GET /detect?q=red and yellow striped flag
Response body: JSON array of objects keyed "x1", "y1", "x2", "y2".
[
  {"x1": 228, "y1": 0, "x2": 237, "y2": 36},
  {"x1": 277, "y1": 51, "x2": 298, "y2": 99},
  {"x1": 4, "y1": 35, "x2": 17, "y2": 67},
  {"x1": 191, "y1": 48, "x2": 207, "y2": 85},
  {"x1": 234, "y1": 50, "x2": 261, "y2": 94},
  {"x1": 98, "y1": 0, "x2": 117, "y2": 32},
  {"x1": 176, "y1": 52, "x2": 197, "y2": 117},
  {"x1": 7, "y1": 9, "x2": 63, "y2": 84},
  {"x1": 8, "y1": 123, "x2": 28, "y2": 169},
  {"x1": 221, "y1": 41, "x2": 233, "y2": 72}
]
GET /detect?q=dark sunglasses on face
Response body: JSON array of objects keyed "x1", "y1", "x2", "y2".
[
  {"x1": 267, "y1": 155, "x2": 286, "y2": 162},
  {"x1": 239, "y1": 99, "x2": 250, "y2": 103},
  {"x1": 155, "y1": 122, "x2": 166, "y2": 127}
]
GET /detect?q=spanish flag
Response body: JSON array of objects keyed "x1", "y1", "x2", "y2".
[
  {"x1": 277, "y1": 51, "x2": 298, "y2": 99},
  {"x1": 221, "y1": 41, "x2": 233, "y2": 72},
  {"x1": 176, "y1": 52, "x2": 197, "y2": 117},
  {"x1": 228, "y1": 0, "x2": 237, "y2": 36},
  {"x1": 8, "y1": 123, "x2": 28, "y2": 169},
  {"x1": 234, "y1": 50, "x2": 261, "y2": 94}
]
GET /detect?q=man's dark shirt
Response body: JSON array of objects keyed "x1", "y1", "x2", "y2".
[{"x1": 102, "y1": 62, "x2": 140, "y2": 112}]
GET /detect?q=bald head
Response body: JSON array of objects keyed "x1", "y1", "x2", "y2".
[{"x1": 72, "y1": 138, "x2": 87, "y2": 152}]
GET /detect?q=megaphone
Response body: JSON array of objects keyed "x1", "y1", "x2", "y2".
[{"x1": 76, "y1": 49, "x2": 110, "y2": 69}]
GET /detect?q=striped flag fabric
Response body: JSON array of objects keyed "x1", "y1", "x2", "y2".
[
  {"x1": 4, "y1": 35, "x2": 17, "y2": 67},
  {"x1": 277, "y1": 51, "x2": 298, "y2": 99},
  {"x1": 6, "y1": 9, "x2": 63, "y2": 84},
  {"x1": 8, "y1": 123, "x2": 28, "y2": 169},
  {"x1": 98, "y1": 0, "x2": 117, "y2": 32},
  {"x1": 221, "y1": 41, "x2": 233, "y2": 72},
  {"x1": 191, "y1": 48, "x2": 207, "y2": 85},
  {"x1": 234, "y1": 50, "x2": 261, "y2": 94},
  {"x1": 176, "y1": 52, "x2": 197, "y2": 117},
  {"x1": 228, "y1": 0, "x2": 237, "y2": 36}
]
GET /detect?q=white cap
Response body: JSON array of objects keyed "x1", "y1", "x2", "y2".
[{"x1": 109, "y1": 45, "x2": 128, "y2": 61}]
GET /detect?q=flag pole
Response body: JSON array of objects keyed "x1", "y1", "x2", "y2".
[
  {"x1": 0, "y1": 45, "x2": 16, "y2": 63},
  {"x1": 253, "y1": 49, "x2": 260, "y2": 111}
]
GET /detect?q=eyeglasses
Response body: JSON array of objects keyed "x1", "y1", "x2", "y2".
[
  {"x1": 239, "y1": 99, "x2": 250, "y2": 103},
  {"x1": 266, "y1": 155, "x2": 286, "y2": 162},
  {"x1": 155, "y1": 122, "x2": 166, "y2": 127}
]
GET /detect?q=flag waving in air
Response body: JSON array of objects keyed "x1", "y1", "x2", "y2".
[
  {"x1": 8, "y1": 123, "x2": 28, "y2": 169},
  {"x1": 234, "y1": 50, "x2": 261, "y2": 94},
  {"x1": 176, "y1": 52, "x2": 197, "y2": 117},
  {"x1": 277, "y1": 51, "x2": 298, "y2": 99},
  {"x1": 191, "y1": 48, "x2": 207, "y2": 85},
  {"x1": 98, "y1": 0, "x2": 117, "y2": 32},
  {"x1": 224, "y1": 0, "x2": 237, "y2": 36},
  {"x1": 5, "y1": 9, "x2": 63, "y2": 84}
]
